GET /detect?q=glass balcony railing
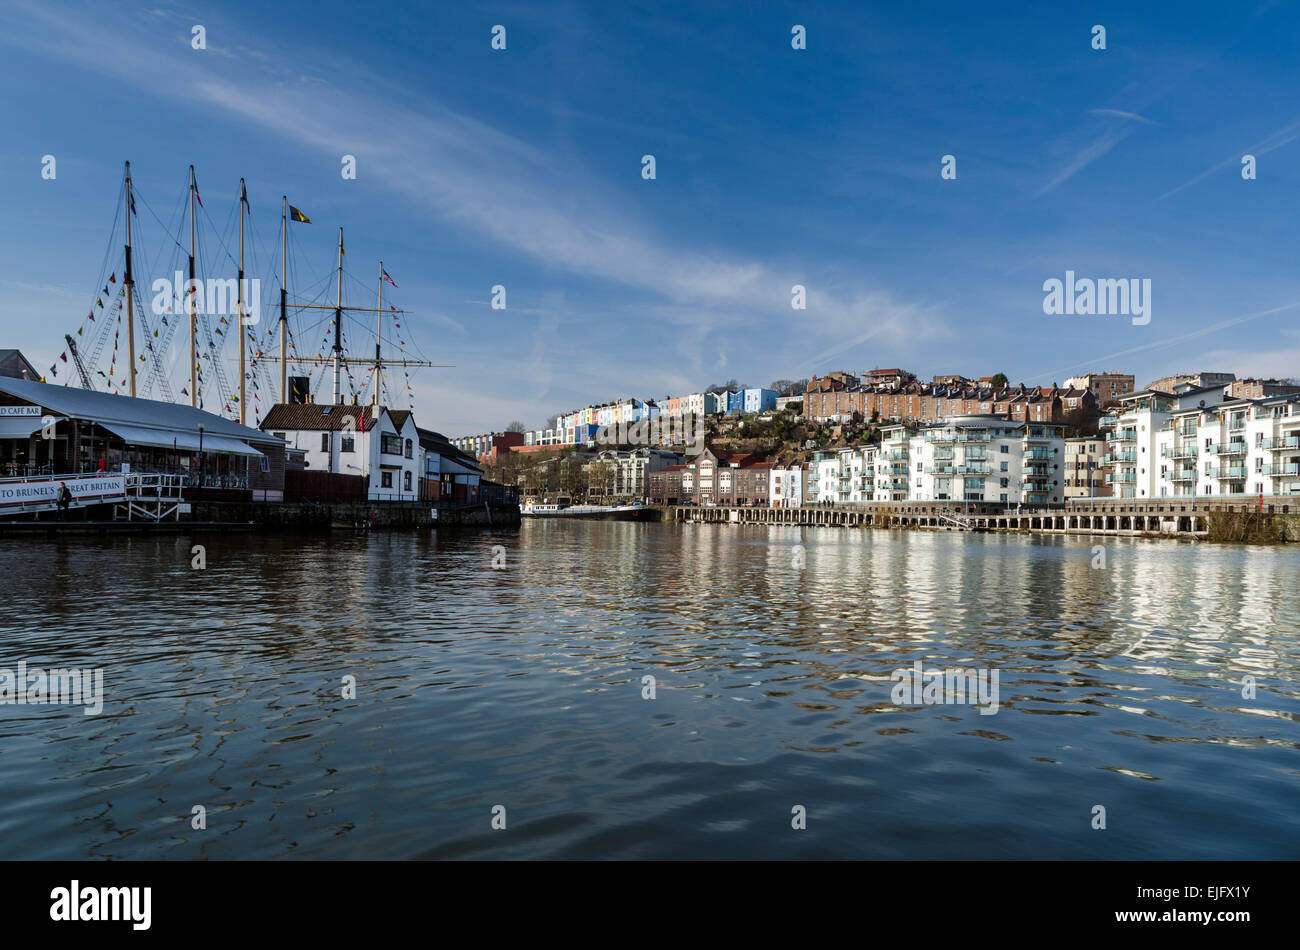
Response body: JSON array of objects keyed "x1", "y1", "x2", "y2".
[
  {"x1": 1100, "y1": 451, "x2": 1136, "y2": 464},
  {"x1": 1106, "y1": 472, "x2": 1137, "y2": 484},
  {"x1": 1023, "y1": 449, "x2": 1052, "y2": 460},
  {"x1": 926, "y1": 464, "x2": 956, "y2": 474},
  {"x1": 1160, "y1": 470, "x2": 1197, "y2": 481},
  {"x1": 1106, "y1": 429, "x2": 1137, "y2": 442},
  {"x1": 1261, "y1": 437, "x2": 1300, "y2": 450},
  {"x1": 1206, "y1": 442, "x2": 1247, "y2": 455},
  {"x1": 955, "y1": 463, "x2": 990, "y2": 474},
  {"x1": 1261, "y1": 463, "x2": 1300, "y2": 476},
  {"x1": 1160, "y1": 445, "x2": 1196, "y2": 459},
  {"x1": 958, "y1": 433, "x2": 992, "y2": 443}
]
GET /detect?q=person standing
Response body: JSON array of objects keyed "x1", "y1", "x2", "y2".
[{"x1": 57, "y1": 481, "x2": 72, "y2": 521}]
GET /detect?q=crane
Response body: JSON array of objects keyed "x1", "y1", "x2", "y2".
[{"x1": 64, "y1": 334, "x2": 95, "y2": 390}]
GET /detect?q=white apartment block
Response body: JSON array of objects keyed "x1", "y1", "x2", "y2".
[
  {"x1": 1154, "y1": 393, "x2": 1300, "y2": 498},
  {"x1": 876, "y1": 416, "x2": 1066, "y2": 504},
  {"x1": 1100, "y1": 384, "x2": 1231, "y2": 498}
]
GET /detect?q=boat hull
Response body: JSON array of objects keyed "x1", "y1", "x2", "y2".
[{"x1": 521, "y1": 506, "x2": 647, "y2": 521}]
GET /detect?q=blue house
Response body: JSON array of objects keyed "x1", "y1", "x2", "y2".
[
  {"x1": 726, "y1": 391, "x2": 745, "y2": 415},
  {"x1": 743, "y1": 388, "x2": 777, "y2": 414}
]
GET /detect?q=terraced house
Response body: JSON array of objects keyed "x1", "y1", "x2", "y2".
[{"x1": 647, "y1": 447, "x2": 769, "y2": 506}]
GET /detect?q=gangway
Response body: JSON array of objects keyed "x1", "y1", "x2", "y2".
[
  {"x1": 114, "y1": 473, "x2": 186, "y2": 522},
  {"x1": 936, "y1": 510, "x2": 979, "y2": 530}
]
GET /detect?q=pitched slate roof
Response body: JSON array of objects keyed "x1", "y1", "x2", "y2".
[
  {"x1": 0, "y1": 376, "x2": 280, "y2": 444},
  {"x1": 259, "y1": 403, "x2": 375, "y2": 432},
  {"x1": 416, "y1": 426, "x2": 480, "y2": 469}
]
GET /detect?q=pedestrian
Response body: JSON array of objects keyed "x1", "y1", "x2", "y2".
[{"x1": 57, "y1": 481, "x2": 72, "y2": 521}]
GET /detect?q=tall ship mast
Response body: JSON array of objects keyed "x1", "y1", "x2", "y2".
[{"x1": 48, "y1": 162, "x2": 451, "y2": 420}]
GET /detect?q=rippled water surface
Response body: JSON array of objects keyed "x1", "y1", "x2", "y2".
[{"x1": 1, "y1": 521, "x2": 1297, "y2": 859}]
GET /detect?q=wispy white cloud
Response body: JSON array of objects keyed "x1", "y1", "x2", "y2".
[
  {"x1": 1160, "y1": 116, "x2": 1300, "y2": 199},
  {"x1": 1087, "y1": 108, "x2": 1158, "y2": 125}
]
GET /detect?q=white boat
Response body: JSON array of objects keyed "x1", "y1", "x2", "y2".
[{"x1": 520, "y1": 501, "x2": 647, "y2": 520}]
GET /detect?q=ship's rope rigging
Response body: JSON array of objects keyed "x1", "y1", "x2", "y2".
[{"x1": 52, "y1": 163, "x2": 437, "y2": 422}]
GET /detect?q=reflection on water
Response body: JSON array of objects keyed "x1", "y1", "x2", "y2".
[{"x1": 0, "y1": 522, "x2": 1297, "y2": 859}]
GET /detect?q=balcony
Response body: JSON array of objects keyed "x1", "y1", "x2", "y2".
[
  {"x1": 924, "y1": 432, "x2": 956, "y2": 443},
  {"x1": 887, "y1": 479, "x2": 908, "y2": 490},
  {"x1": 1160, "y1": 445, "x2": 1196, "y2": 460},
  {"x1": 1106, "y1": 472, "x2": 1137, "y2": 484},
  {"x1": 1261, "y1": 437, "x2": 1300, "y2": 450},
  {"x1": 887, "y1": 464, "x2": 909, "y2": 475},
  {"x1": 932, "y1": 450, "x2": 955, "y2": 460},
  {"x1": 1206, "y1": 442, "x2": 1247, "y2": 456},
  {"x1": 1261, "y1": 463, "x2": 1300, "y2": 476},
  {"x1": 1160, "y1": 470, "x2": 1197, "y2": 482},
  {"x1": 955, "y1": 463, "x2": 989, "y2": 475},
  {"x1": 885, "y1": 450, "x2": 909, "y2": 460},
  {"x1": 1106, "y1": 428, "x2": 1137, "y2": 442},
  {"x1": 1023, "y1": 448, "x2": 1052, "y2": 460},
  {"x1": 1101, "y1": 450, "x2": 1137, "y2": 464},
  {"x1": 926, "y1": 464, "x2": 956, "y2": 475},
  {"x1": 958, "y1": 433, "x2": 992, "y2": 443}
]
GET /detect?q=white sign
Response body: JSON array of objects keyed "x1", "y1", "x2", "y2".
[
  {"x1": 0, "y1": 406, "x2": 41, "y2": 417},
  {"x1": 0, "y1": 476, "x2": 126, "y2": 507}
]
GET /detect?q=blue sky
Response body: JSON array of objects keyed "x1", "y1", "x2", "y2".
[{"x1": 2, "y1": 0, "x2": 1298, "y2": 434}]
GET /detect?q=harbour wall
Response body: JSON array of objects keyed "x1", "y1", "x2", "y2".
[
  {"x1": 663, "y1": 500, "x2": 1300, "y2": 542},
  {"x1": 186, "y1": 501, "x2": 522, "y2": 530}
]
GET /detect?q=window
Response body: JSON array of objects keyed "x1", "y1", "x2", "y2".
[
  {"x1": 341, "y1": 436, "x2": 355, "y2": 453},
  {"x1": 1000, "y1": 445, "x2": 1008, "y2": 453},
  {"x1": 321, "y1": 433, "x2": 329, "y2": 452},
  {"x1": 260, "y1": 455, "x2": 269, "y2": 472},
  {"x1": 405, "y1": 439, "x2": 413, "y2": 459},
  {"x1": 381, "y1": 434, "x2": 404, "y2": 456},
  {"x1": 273, "y1": 432, "x2": 286, "y2": 441},
  {"x1": 404, "y1": 471, "x2": 412, "y2": 491},
  {"x1": 381, "y1": 471, "x2": 393, "y2": 488}
]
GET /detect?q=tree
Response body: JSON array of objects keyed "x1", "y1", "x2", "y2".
[
  {"x1": 505, "y1": 420, "x2": 526, "y2": 433},
  {"x1": 989, "y1": 373, "x2": 1008, "y2": 390},
  {"x1": 770, "y1": 379, "x2": 807, "y2": 396},
  {"x1": 704, "y1": 378, "x2": 746, "y2": 393}
]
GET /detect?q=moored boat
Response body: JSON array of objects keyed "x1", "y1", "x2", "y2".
[{"x1": 520, "y1": 501, "x2": 646, "y2": 520}]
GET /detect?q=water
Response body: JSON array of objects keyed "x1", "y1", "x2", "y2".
[{"x1": 1, "y1": 522, "x2": 1297, "y2": 860}]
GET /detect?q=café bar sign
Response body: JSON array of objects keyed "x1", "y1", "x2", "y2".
[{"x1": 0, "y1": 406, "x2": 42, "y2": 417}]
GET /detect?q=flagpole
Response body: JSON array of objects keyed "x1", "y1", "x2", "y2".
[
  {"x1": 124, "y1": 161, "x2": 136, "y2": 398},
  {"x1": 333, "y1": 227, "x2": 343, "y2": 405},
  {"x1": 375, "y1": 260, "x2": 382, "y2": 408},
  {"x1": 280, "y1": 196, "x2": 288, "y2": 405},
  {"x1": 238, "y1": 177, "x2": 246, "y2": 425},
  {"x1": 188, "y1": 164, "x2": 198, "y2": 408}
]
